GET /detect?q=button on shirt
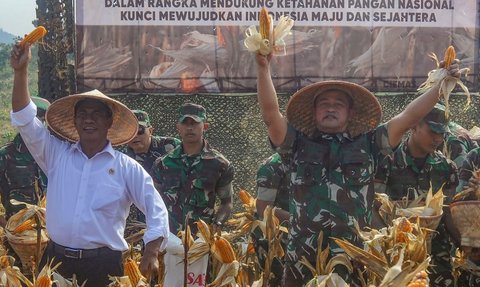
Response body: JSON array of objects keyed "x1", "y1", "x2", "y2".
[{"x1": 11, "y1": 101, "x2": 169, "y2": 251}]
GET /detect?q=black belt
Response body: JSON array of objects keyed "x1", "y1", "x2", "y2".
[{"x1": 50, "y1": 241, "x2": 119, "y2": 259}]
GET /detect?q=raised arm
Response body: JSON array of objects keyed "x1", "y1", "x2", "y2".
[
  {"x1": 11, "y1": 44, "x2": 32, "y2": 112},
  {"x1": 386, "y1": 61, "x2": 460, "y2": 147},
  {"x1": 256, "y1": 53, "x2": 288, "y2": 147}
]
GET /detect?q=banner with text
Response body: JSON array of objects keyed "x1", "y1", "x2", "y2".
[{"x1": 75, "y1": 0, "x2": 479, "y2": 93}]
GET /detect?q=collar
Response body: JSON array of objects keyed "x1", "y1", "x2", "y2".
[
  {"x1": 168, "y1": 139, "x2": 216, "y2": 159},
  {"x1": 72, "y1": 141, "x2": 115, "y2": 158},
  {"x1": 395, "y1": 140, "x2": 444, "y2": 170},
  {"x1": 311, "y1": 131, "x2": 353, "y2": 143}
]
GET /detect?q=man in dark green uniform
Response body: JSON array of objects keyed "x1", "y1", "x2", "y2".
[
  {"x1": 253, "y1": 152, "x2": 290, "y2": 286},
  {"x1": 454, "y1": 147, "x2": 480, "y2": 286},
  {"x1": 151, "y1": 103, "x2": 234, "y2": 234},
  {"x1": 121, "y1": 110, "x2": 180, "y2": 223},
  {"x1": 0, "y1": 96, "x2": 50, "y2": 225},
  {"x1": 442, "y1": 120, "x2": 478, "y2": 168},
  {"x1": 375, "y1": 104, "x2": 459, "y2": 286},
  {"x1": 254, "y1": 52, "x2": 462, "y2": 285}
]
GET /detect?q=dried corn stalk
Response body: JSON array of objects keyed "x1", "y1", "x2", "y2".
[
  {"x1": 301, "y1": 231, "x2": 352, "y2": 287},
  {"x1": 417, "y1": 45, "x2": 471, "y2": 117},
  {"x1": 395, "y1": 186, "x2": 444, "y2": 218},
  {"x1": 0, "y1": 255, "x2": 33, "y2": 287}
]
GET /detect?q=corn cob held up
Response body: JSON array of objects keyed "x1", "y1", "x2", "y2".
[{"x1": 19, "y1": 26, "x2": 47, "y2": 48}]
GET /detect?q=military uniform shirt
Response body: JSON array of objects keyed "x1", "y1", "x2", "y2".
[
  {"x1": 120, "y1": 135, "x2": 180, "y2": 223},
  {"x1": 120, "y1": 135, "x2": 180, "y2": 174},
  {"x1": 376, "y1": 139, "x2": 458, "y2": 201},
  {"x1": 375, "y1": 138, "x2": 458, "y2": 286},
  {"x1": 256, "y1": 152, "x2": 289, "y2": 212},
  {"x1": 276, "y1": 123, "x2": 392, "y2": 274},
  {"x1": 151, "y1": 140, "x2": 234, "y2": 234},
  {"x1": 0, "y1": 134, "x2": 47, "y2": 218}
]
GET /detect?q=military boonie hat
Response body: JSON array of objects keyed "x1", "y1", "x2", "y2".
[
  {"x1": 132, "y1": 110, "x2": 151, "y2": 127},
  {"x1": 178, "y1": 103, "x2": 207, "y2": 123},
  {"x1": 32, "y1": 96, "x2": 50, "y2": 112},
  {"x1": 423, "y1": 103, "x2": 449, "y2": 133}
]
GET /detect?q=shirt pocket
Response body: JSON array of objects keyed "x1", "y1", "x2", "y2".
[
  {"x1": 294, "y1": 142, "x2": 328, "y2": 186},
  {"x1": 341, "y1": 152, "x2": 373, "y2": 186}
]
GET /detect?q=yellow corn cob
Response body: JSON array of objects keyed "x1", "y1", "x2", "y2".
[
  {"x1": 20, "y1": 26, "x2": 47, "y2": 48},
  {"x1": 443, "y1": 45, "x2": 455, "y2": 68},
  {"x1": 259, "y1": 7, "x2": 270, "y2": 40},
  {"x1": 35, "y1": 276, "x2": 52, "y2": 287},
  {"x1": 397, "y1": 217, "x2": 413, "y2": 233},
  {"x1": 196, "y1": 219, "x2": 211, "y2": 242},
  {"x1": 211, "y1": 236, "x2": 236, "y2": 263},
  {"x1": 239, "y1": 189, "x2": 253, "y2": 205},
  {"x1": 13, "y1": 218, "x2": 35, "y2": 233},
  {"x1": 124, "y1": 258, "x2": 144, "y2": 286}
]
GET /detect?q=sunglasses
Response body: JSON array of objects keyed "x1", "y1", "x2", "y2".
[{"x1": 137, "y1": 125, "x2": 146, "y2": 135}]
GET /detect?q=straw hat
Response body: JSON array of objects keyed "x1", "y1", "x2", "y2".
[
  {"x1": 45, "y1": 90, "x2": 138, "y2": 146},
  {"x1": 286, "y1": 81, "x2": 382, "y2": 137}
]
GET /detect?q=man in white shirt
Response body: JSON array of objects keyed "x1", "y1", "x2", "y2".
[{"x1": 10, "y1": 44, "x2": 169, "y2": 286}]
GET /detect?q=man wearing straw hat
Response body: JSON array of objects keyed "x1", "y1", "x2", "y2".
[
  {"x1": 254, "y1": 53, "x2": 462, "y2": 285},
  {"x1": 10, "y1": 44, "x2": 169, "y2": 286},
  {"x1": 375, "y1": 103, "x2": 459, "y2": 286}
]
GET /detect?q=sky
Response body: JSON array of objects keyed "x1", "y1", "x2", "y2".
[{"x1": 0, "y1": 0, "x2": 37, "y2": 36}]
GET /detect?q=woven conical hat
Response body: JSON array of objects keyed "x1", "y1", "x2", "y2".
[
  {"x1": 45, "y1": 90, "x2": 137, "y2": 146},
  {"x1": 286, "y1": 81, "x2": 382, "y2": 137}
]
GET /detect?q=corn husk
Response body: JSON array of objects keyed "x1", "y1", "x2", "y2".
[{"x1": 417, "y1": 46, "x2": 471, "y2": 117}]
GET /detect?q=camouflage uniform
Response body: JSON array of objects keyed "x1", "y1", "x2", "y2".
[
  {"x1": 121, "y1": 135, "x2": 179, "y2": 173},
  {"x1": 151, "y1": 140, "x2": 234, "y2": 234},
  {"x1": 276, "y1": 123, "x2": 392, "y2": 285},
  {"x1": 0, "y1": 96, "x2": 49, "y2": 220},
  {"x1": 256, "y1": 152, "x2": 290, "y2": 213},
  {"x1": 375, "y1": 139, "x2": 458, "y2": 286},
  {"x1": 252, "y1": 152, "x2": 290, "y2": 285},
  {"x1": 455, "y1": 148, "x2": 480, "y2": 286},
  {"x1": 120, "y1": 110, "x2": 180, "y2": 223},
  {"x1": 0, "y1": 134, "x2": 48, "y2": 219},
  {"x1": 441, "y1": 121, "x2": 479, "y2": 168}
]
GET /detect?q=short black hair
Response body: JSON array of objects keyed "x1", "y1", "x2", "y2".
[{"x1": 74, "y1": 99, "x2": 113, "y2": 118}]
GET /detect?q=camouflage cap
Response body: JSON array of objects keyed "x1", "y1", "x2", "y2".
[
  {"x1": 132, "y1": 110, "x2": 151, "y2": 127},
  {"x1": 32, "y1": 96, "x2": 50, "y2": 112},
  {"x1": 178, "y1": 103, "x2": 207, "y2": 123},
  {"x1": 423, "y1": 103, "x2": 449, "y2": 133}
]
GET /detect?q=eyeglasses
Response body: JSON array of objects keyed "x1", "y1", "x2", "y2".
[{"x1": 137, "y1": 125, "x2": 146, "y2": 135}]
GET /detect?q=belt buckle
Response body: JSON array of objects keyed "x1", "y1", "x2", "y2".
[{"x1": 64, "y1": 248, "x2": 82, "y2": 259}]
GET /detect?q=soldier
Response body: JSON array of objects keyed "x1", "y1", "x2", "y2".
[
  {"x1": 454, "y1": 147, "x2": 480, "y2": 286},
  {"x1": 122, "y1": 110, "x2": 180, "y2": 173},
  {"x1": 441, "y1": 120, "x2": 478, "y2": 168},
  {"x1": 0, "y1": 96, "x2": 50, "y2": 225},
  {"x1": 375, "y1": 104, "x2": 459, "y2": 286},
  {"x1": 121, "y1": 110, "x2": 180, "y2": 223},
  {"x1": 151, "y1": 103, "x2": 234, "y2": 234},
  {"x1": 11, "y1": 44, "x2": 169, "y2": 286},
  {"x1": 252, "y1": 152, "x2": 290, "y2": 286},
  {"x1": 254, "y1": 52, "x2": 462, "y2": 285}
]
